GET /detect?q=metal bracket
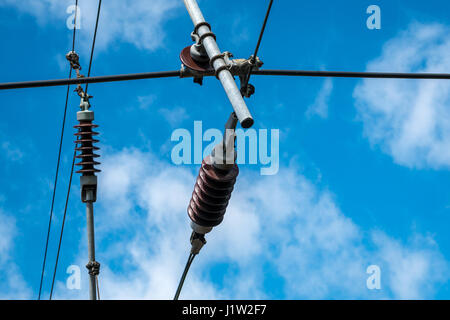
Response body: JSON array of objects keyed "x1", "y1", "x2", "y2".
[
  {"x1": 81, "y1": 176, "x2": 98, "y2": 203},
  {"x1": 86, "y1": 260, "x2": 100, "y2": 276},
  {"x1": 190, "y1": 232, "x2": 206, "y2": 255},
  {"x1": 211, "y1": 112, "x2": 238, "y2": 169},
  {"x1": 233, "y1": 56, "x2": 263, "y2": 98}
]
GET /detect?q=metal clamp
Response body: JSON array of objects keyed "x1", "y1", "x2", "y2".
[
  {"x1": 193, "y1": 21, "x2": 211, "y2": 35},
  {"x1": 86, "y1": 260, "x2": 100, "y2": 276},
  {"x1": 192, "y1": 22, "x2": 216, "y2": 45},
  {"x1": 210, "y1": 52, "x2": 234, "y2": 79},
  {"x1": 66, "y1": 51, "x2": 81, "y2": 70},
  {"x1": 190, "y1": 232, "x2": 206, "y2": 255}
]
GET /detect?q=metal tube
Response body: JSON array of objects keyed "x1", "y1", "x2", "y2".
[
  {"x1": 85, "y1": 190, "x2": 97, "y2": 300},
  {"x1": 183, "y1": 0, "x2": 254, "y2": 128}
]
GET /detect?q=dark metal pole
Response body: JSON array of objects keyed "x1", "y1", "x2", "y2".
[{"x1": 85, "y1": 190, "x2": 97, "y2": 300}]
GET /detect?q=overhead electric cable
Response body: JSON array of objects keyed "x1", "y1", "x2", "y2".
[
  {"x1": 49, "y1": 147, "x2": 77, "y2": 300},
  {"x1": 2, "y1": 69, "x2": 450, "y2": 91},
  {"x1": 241, "y1": 0, "x2": 274, "y2": 92},
  {"x1": 0, "y1": 71, "x2": 182, "y2": 90},
  {"x1": 38, "y1": 0, "x2": 79, "y2": 300},
  {"x1": 251, "y1": 69, "x2": 450, "y2": 79},
  {"x1": 174, "y1": 253, "x2": 196, "y2": 300},
  {"x1": 85, "y1": 0, "x2": 102, "y2": 95}
]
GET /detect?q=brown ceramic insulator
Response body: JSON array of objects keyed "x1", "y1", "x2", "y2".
[
  {"x1": 74, "y1": 121, "x2": 101, "y2": 175},
  {"x1": 188, "y1": 156, "x2": 239, "y2": 228}
]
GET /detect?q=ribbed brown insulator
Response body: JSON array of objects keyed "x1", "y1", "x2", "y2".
[
  {"x1": 188, "y1": 156, "x2": 239, "y2": 228},
  {"x1": 74, "y1": 121, "x2": 101, "y2": 175}
]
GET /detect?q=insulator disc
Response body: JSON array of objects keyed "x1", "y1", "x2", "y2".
[{"x1": 187, "y1": 156, "x2": 238, "y2": 228}]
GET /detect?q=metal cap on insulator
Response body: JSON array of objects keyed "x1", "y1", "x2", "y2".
[
  {"x1": 77, "y1": 109, "x2": 94, "y2": 122},
  {"x1": 77, "y1": 97, "x2": 94, "y2": 121}
]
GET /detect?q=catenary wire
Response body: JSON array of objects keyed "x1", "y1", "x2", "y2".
[
  {"x1": 85, "y1": 0, "x2": 102, "y2": 95},
  {"x1": 38, "y1": 0, "x2": 79, "y2": 300},
  {"x1": 242, "y1": 0, "x2": 274, "y2": 91},
  {"x1": 2, "y1": 69, "x2": 450, "y2": 91},
  {"x1": 174, "y1": 253, "x2": 196, "y2": 300},
  {"x1": 49, "y1": 146, "x2": 77, "y2": 300}
]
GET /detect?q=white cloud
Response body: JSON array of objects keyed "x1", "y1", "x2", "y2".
[
  {"x1": 306, "y1": 78, "x2": 333, "y2": 119},
  {"x1": 1, "y1": 141, "x2": 24, "y2": 162},
  {"x1": 372, "y1": 232, "x2": 447, "y2": 299},
  {"x1": 0, "y1": 0, "x2": 181, "y2": 52},
  {"x1": 137, "y1": 95, "x2": 157, "y2": 111},
  {"x1": 51, "y1": 148, "x2": 448, "y2": 299},
  {"x1": 158, "y1": 107, "x2": 189, "y2": 127},
  {"x1": 0, "y1": 210, "x2": 32, "y2": 299},
  {"x1": 354, "y1": 23, "x2": 450, "y2": 169}
]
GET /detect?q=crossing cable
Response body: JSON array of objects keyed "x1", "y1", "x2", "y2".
[
  {"x1": 174, "y1": 253, "x2": 196, "y2": 300},
  {"x1": 48, "y1": 0, "x2": 103, "y2": 300},
  {"x1": 2, "y1": 69, "x2": 450, "y2": 91},
  {"x1": 241, "y1": 0, "x2": 274, "y2": 95},
  {"x1": 85, "y1": 0, "x2": 102, "y2": 95},
  {"x1": 38, "y1": 0, "x2": 79, "y2": 300}
]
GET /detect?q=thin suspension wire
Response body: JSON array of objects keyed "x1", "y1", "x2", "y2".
[
  {"x1": 85, "y1": 0, "x2": 102, "y2": 94},
  {"x1": 242, "y1": 0, "x2": 274, "y2": 90},
  {"x1": 49, "y1": 146, "x2": 77, "y2": 299},
  {"x1": 38, "y1": 0, "x2": 79, "y2": 300},
  {"x1": 48, "y1": 0, "x2": 102, "y2": 300},
  {"x1": 96, "y1": 276, "x2": 100, "y2": 300},
  {"x1": 174, "y1": 253, "x2": 196, "y2": 300}
]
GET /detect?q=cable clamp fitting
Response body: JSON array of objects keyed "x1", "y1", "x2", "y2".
[
  {"x1": 66, "y1": 51, "x2": 84, "y2": 79},
  {"x1": 191, "y1": 22, "x2": 216, "y2": 45},
  {"x1": 190, "y1": 232, "x2": 206, "y2": 255},
  {"x1": 86, "y1": 260, "x2": 100, "y2": 276},
  {"x1": 235, "y1": 55, "x2": 264, "y2": 97},
  {"x1": 210, "y1": 52, "x2": 233, "y2": 79},
  {"x1": 66, "y1": 51, "x2": 81, "y2": 70}
]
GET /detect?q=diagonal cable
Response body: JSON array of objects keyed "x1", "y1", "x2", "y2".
[
  {"x1": 49, "y1": 146, "x2": 77, "y2": 300},
  {"x1": 85, "y1": 0, "x2": 102, "y2": 95},
  {"x1": 38, "y1": 0, "x2": 79, "y2": 300},
  {"x1": 174, "y1": 253, "x2": 196, "y2": 300},
  {"x1": 241, "y1": 0, "x2": 274, "y2": 92}
]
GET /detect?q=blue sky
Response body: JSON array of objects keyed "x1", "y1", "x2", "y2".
[{"x1": 1, "y1": 0, "x2": 450, "y2": 299}]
